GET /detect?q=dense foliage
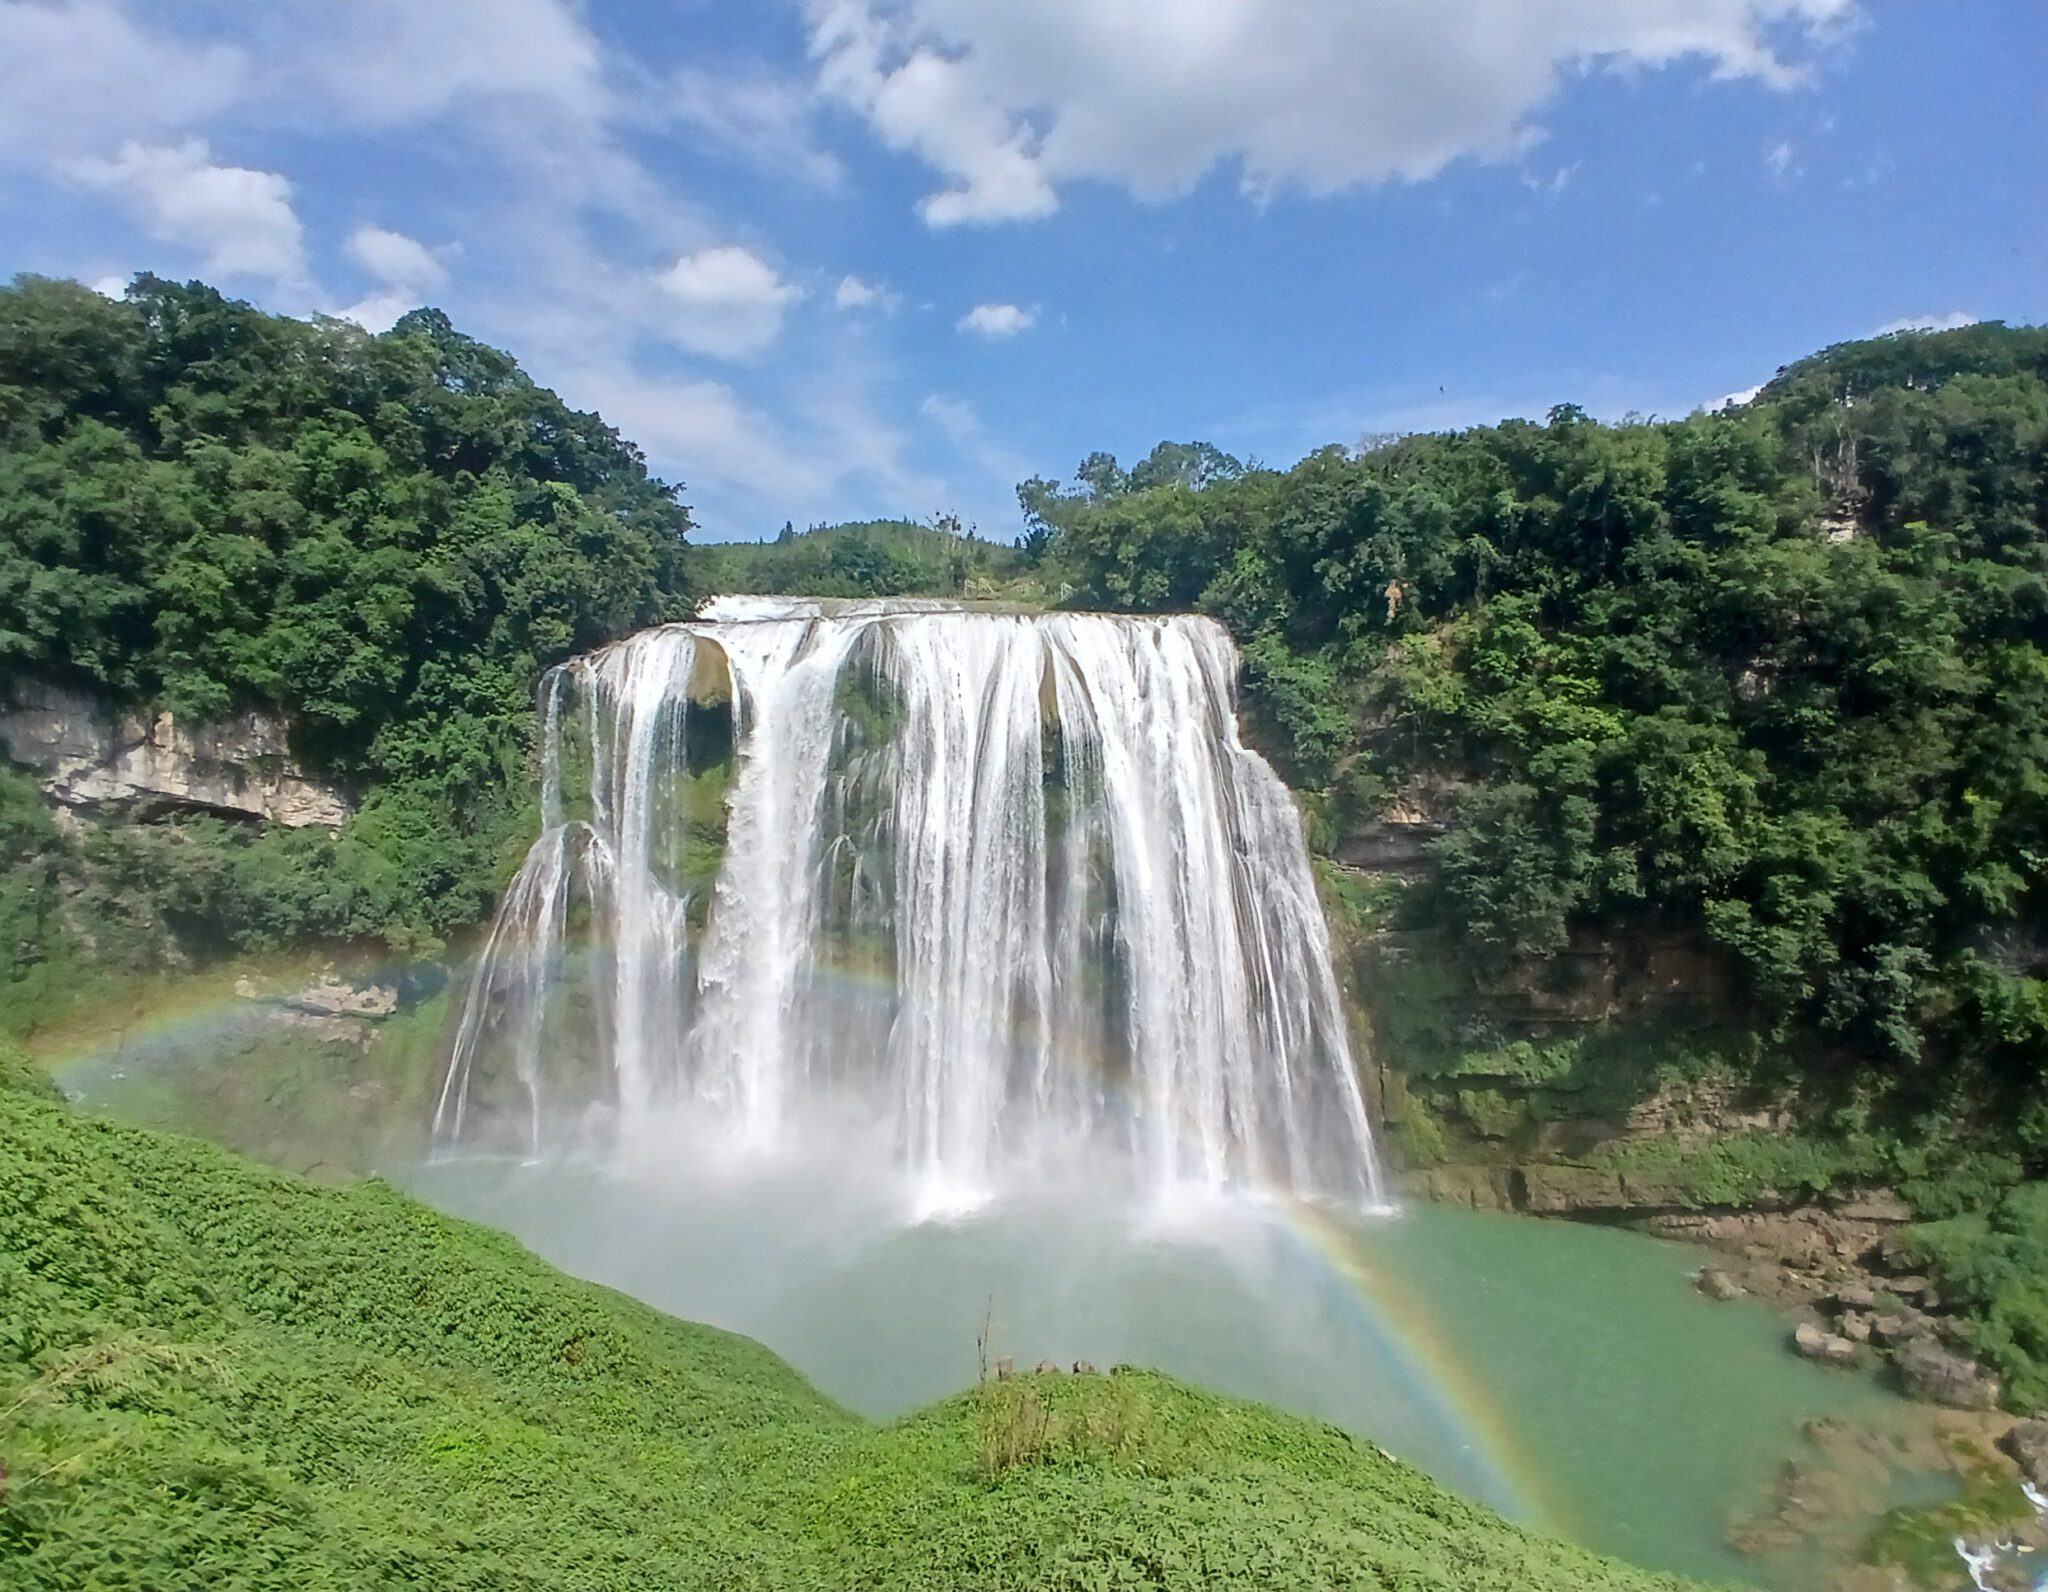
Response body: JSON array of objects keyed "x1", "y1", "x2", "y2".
[
  {"x1": 1035, "y1": 325, "x2": 2048, "y2": 1143},
  {"x1": 693, "y1": 516, "x2": 1040, "y2": 601},
  {"x1": 0, "y1": 275, "x2": 692, "y2": 1007},
  {"x1": 0, "y1": 1066, "x2": 1702, "y2": 1591}
]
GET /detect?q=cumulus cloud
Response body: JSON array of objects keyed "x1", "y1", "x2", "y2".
[
  {"x1": 655, "y1": 246, "x2": 805, "y2": 358},
  {"x1": 333, "y1": 226, "x2": 451, "y2": 330},
  {"x1": 348, "y1": 226, "x2": 448, "y2": 290},
  {"x1": 1711, "y1": 383, "x2": 1764, "y2": 410},
  {"x1": 834, "y1": 274, "x2": 901, "y2": 312},
  {"x1": 1872, "y1": 311, "x2": 1980, "y2": 335},
  {"x1": 69, "y1": 140, "x2": 308, "y2": 288},
  {"x1": 957, "y1": 302, "x2": 1035, "y2": 338},
  {"x1": 808, "y1": 0, "x2": 1855, "y2": 224}
]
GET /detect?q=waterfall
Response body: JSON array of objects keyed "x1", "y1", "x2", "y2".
[{"x1": 435, "y1": 596, "x2": 1384, "y2": 1211}]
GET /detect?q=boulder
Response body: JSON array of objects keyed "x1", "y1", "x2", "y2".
[
  {"x1": 1828, "y1": 1283, "x2": 1878, "y2": 1314},
  {"x1": 1793, "y1": 1322, "x2": 1859, "y2": 1366},
  {"x1": 1696, "y1": 1267, "x2": 1744, "y2": 1301},
  {"x1": 1840, "y1": 1313, "x2": 1874, "y2": 1344},
  {"x1": 1870, "y1": 1311, "x2": 1927, "y2": 1346},
  {"x1": 1072, "y1": 1360, "x2": 1097, "y2": 1375},
  {"x1": 1893, "y1": 1337, "x2": 2001, "y2": 1410},
  {"x1": 1996, "y1": 1420, "x2": 2048, "y2": 1489},
  {"x1": 1034, "y1": 1360, "x2": 1061, "y2": 1375}
]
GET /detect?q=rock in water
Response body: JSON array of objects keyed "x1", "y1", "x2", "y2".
[
  {"x1": 1696, "y1": 1266, "x2": 1743, "y2": 1301},
  {"x1": 1893, "y1": 1337, "x2": 2001, "y2": 1409},
  {"x1": 1793, "y1": 1322, "x2": 1858, "y2": 1365}
]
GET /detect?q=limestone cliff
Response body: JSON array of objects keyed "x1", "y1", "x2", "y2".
[{"x1": 0, "y1": 676, "x2": 351, "y2": 828}]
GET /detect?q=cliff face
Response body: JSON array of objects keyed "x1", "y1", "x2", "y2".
[
  {"x1": 0, "y1": 677, "x2": 352, "y2": 828},
  {"x1": 1321, "y1": 803, "x2": 1792, "y2": 1218}
]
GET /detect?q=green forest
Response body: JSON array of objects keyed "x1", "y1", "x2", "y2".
[
  {"x1": 0, "y1": 275, "x2": 691, "y2": 1018},
  {"x1": 1030, "y1": 328, "x2": 2048, "y2": 1111}
]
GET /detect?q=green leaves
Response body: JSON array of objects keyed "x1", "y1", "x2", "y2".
[{"x1": 0, "y1": 274, "x2": 693, "y2": 966}]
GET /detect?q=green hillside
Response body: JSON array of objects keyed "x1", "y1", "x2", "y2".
[
  {"x1": 0, "y1": 1060, "x2": 1703, "y2": 1591},
  {"x1": 693, "y1": 516, "x2": 1046, "y2": 602}
]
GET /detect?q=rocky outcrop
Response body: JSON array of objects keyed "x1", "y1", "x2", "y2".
[
  {"x1": 0, "y1": 676, "x2": 350, "y2": 827},
  {"x1": 1998, "y1": 1419, "x2": 2048, "y2": 1489},
  {"x1": 1893, "y1": 1337, "x2": 2002, "y2": 1410}
]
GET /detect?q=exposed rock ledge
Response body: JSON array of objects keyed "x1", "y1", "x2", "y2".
[{"x1": 0, "y1": 676, "x2": 350, "y2": 828}]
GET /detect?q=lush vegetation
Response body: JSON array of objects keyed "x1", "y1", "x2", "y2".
[
  {"x1": 0, "y1": 1062, "x2": 1704, "y2": 1591},
  {"x1": 1030, "y1": 325, "x2": 2048, "y2": 1406},
  {"x1": 0, "y1": 275, "x2": 691, "y2": 1025},
  {"x1": 1032, "y1": 326, "x2": 2048, "y2": 1130},
  {"x1": 691, "y1": 515, "x2": 1044, "y2": 602}
]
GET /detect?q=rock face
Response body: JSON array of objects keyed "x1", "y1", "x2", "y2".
[
  {"x1": 1892, "y1": 1337, "x2": 2001, "y2": 1410},
  {"x1": 0, "y1": 676, "x2": 350, "y2": 828},
  {"x1": 1997, "y1": 1419, "x2": 2048, "y2": 1489}
]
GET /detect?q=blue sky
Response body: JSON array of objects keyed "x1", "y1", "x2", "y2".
[{"x1": 2, "y1": 1, "x2": 2042, "y2": 542}]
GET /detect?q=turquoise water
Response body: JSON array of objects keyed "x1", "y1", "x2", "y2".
[{"x1": 409, "y1": 1150, "x2": 1929, "y2": 1587}]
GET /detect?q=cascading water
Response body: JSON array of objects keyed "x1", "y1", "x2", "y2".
[{"x1": 435, "y1": 595, "x2": 1383, "y2": 1211}]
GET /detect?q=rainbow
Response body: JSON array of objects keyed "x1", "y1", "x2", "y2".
[{"x1": 1273, "y1": 1195, "x2": 1567, "y2": 1534}]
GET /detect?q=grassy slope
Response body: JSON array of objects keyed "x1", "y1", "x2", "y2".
[{"x1": 0, "y1": 1070, "x2": 1708, "y2": 1591}]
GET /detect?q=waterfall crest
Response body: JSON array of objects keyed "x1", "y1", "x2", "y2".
[{"x1": 436, "y1": 596, "x2": 1384, "y2": 1210}]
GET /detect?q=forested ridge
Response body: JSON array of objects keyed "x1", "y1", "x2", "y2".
[
  {"x1": 1023, "y1": 325, "x2": 2048, "y2": 1403},
  {"x1": 1030, "y1": 325, "x2": 2048, "y2": 1105},
  {"x1": 0, "y1": 275, "x2": 691, "y2": 1012}
]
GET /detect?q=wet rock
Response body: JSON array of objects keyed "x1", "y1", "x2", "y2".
[
  {"x1": 1511, "y1": 1164, "x2": 1629, "y2": 1214},
  {"x1": 1893, "y1": 1337, "x2": 2000, "y2": 1410},
  {"x1": 1793, "y1": 1322, "x2": 1859, "y2": 1366},
  {"x1": 1696, "y1": 1266, "x2": 1744, "y2": 1301},
  {"x1": 1997, "y1": 1419, "x2": 2048, "y2": 1489},
  {"x1": 281, "y1": 975, "x2": 399, "y2": 1021}
]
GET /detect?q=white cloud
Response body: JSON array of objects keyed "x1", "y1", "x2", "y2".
[
  {"x1": 957, "y1": 302, "x2": 1035, "y2": 338},
  {"x1": 348, "y1": 226, "x2": 449, "y2": 291},
  {"x1": 835, "y1": 274, "x2": 900, "y2": 312},
  {"x1": 68, "y1": 140, "x2": 308, "y2": 288},
  {"x1": 655, "y1": 245, "x2": 806, "y2": 359},
  {"x1": 1712, "y1": 383, "x2": 1763, "y2": 410},
  {"x1": 0, "y1": 0, "x2": 246, "y2": 166},
  {"x1": 809, "y1": 0, "x2": 1856, "y2": 225},
  {"x1": 920, "y1": 393, "x2": 1034, "y2": 490},
  {"x1": 1872, "y1": 311, "x2": 1980, "y2": 336},
  {"x1": 671, "y1": 70, "x2": 843, "y2": 186},
  {"x1": 291, "y1": 0, "x2": 606, "y2": 128},
  {"x1": 1765, "y1": 138, "x2": 1798, "y2": 178}
]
